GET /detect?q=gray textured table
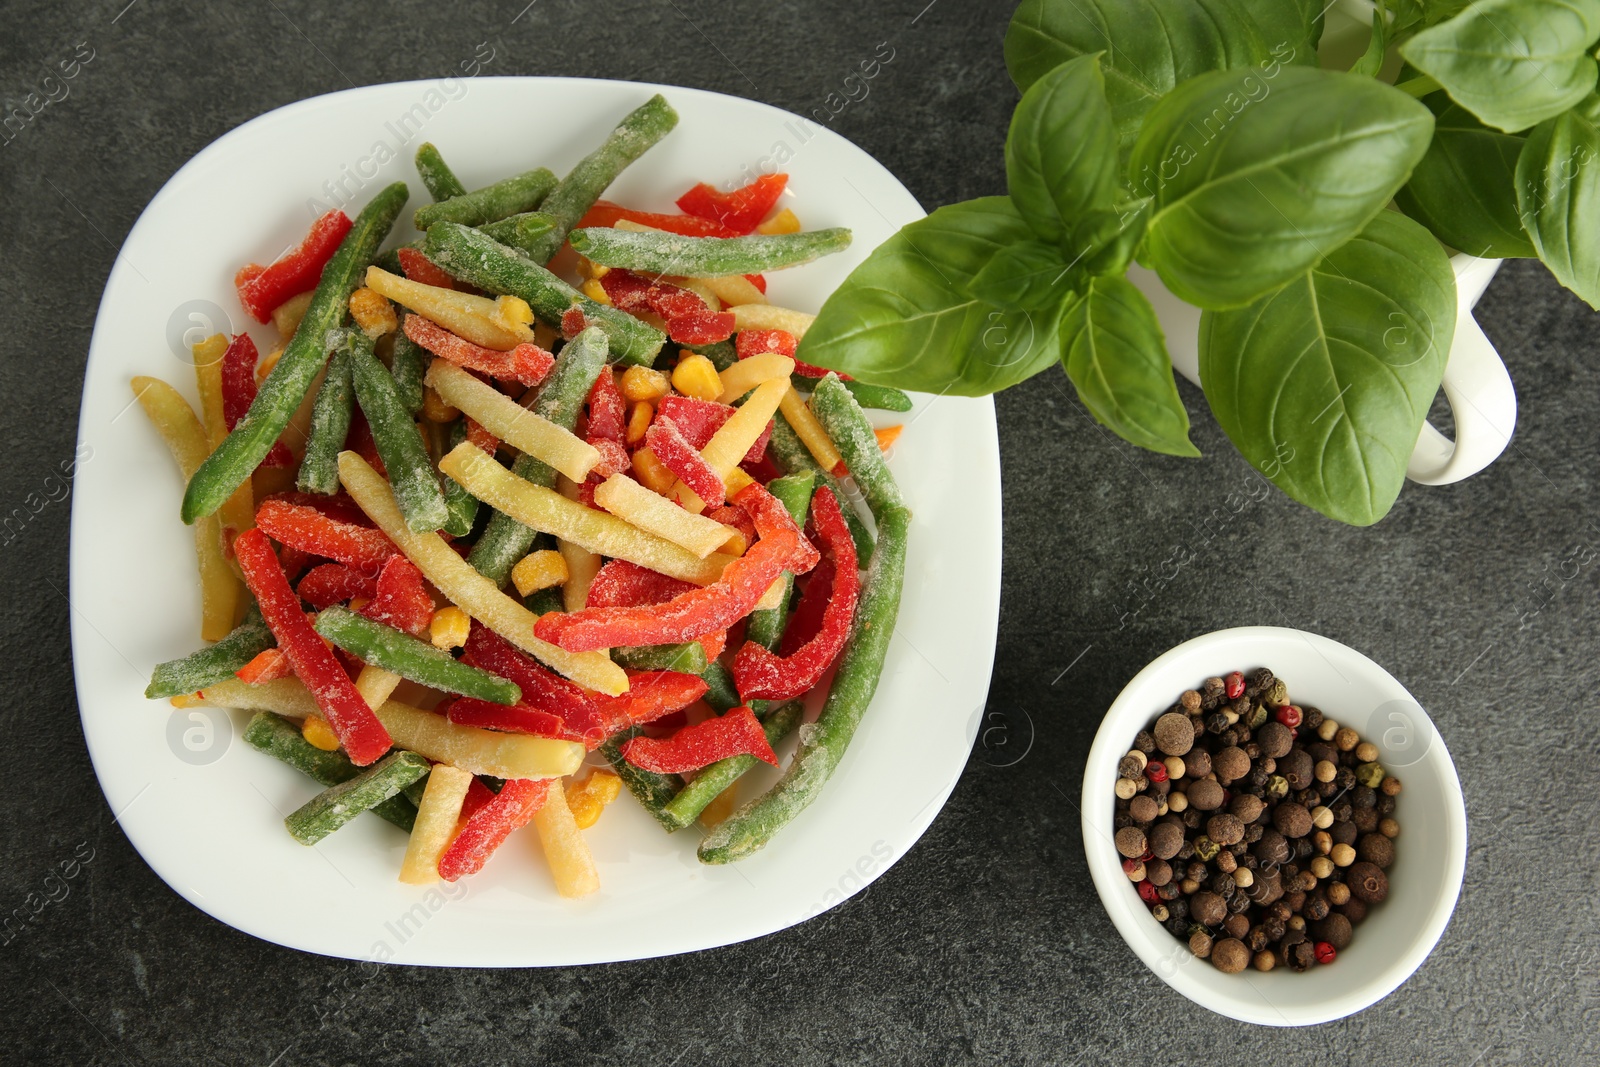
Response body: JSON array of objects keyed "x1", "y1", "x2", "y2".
[{"x1": 4, "y1": 2, "x2": 1597, "y2": 1064}]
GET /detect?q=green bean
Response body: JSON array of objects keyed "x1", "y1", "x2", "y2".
[
  {"x1": 347, "y1": 330, "x2": 449, "y2": 532},
  {"x1": 415, "y1": 142, "x2": 467, "y2": 201},
  {"x1": 145, "y1": 604, "x2": 271, "y2": 699},
  {"x1": 661, "y1": 701, "x2": 803, "y2": 831},
  {"x1": 698, "y1": 505, "x2": 909, "y2": 864},
  {"x1": 599, "y1": 725, "x2": 683, "y2": 831},
  {"x1": 570, "y1": 227, "x2": 851, "y2": 277},
  {"x1": 296, "y1": 345, "x2": 354, "y2": 495},
  {"x1": 809, "y1": 374, "x2": 906, "y2": 516},
  {"x1": 524, "y1": 586, "x2": 564, "y2": 616},
  {"x1": 790, "y1": 375, "x2": 913, "y2": 413},
  {"x1": 242, "y1": 712, "x2": 418, "y2": 832},
  {"x1": 478, "y1": 212, "x2": 557, "y2": 258},
  {"x1": 422, "y1": 222, "x2": 665, "y2": 367},
  {"x1": 466, "y1": 326, "x2": 609, "y2": 584},
  {"x1": 413, "y1": 167, "x2": 556, "y2": 230},
  {"x1": 314, "y1": 606, "x2": 520, "y2": 704},
  {"x1": 681, "y1": 338, "x2": 737, "y2": 371},
  {"x1": 520, "y1": 94, "x2": 680, "y2": 264},
  {"x1": 768, "y1": 409, "x2": 874, "y2": 564},
  {"x1": 701, "y1": 661, "x2": 740, "y2": 713},
  {"x1": 699, "y1": 380, "x2": 911, "y2": 864},
  {"x1": 284, "y1": 750, "x2": 432, "y2": 845},
  {"x1": 744, "y1": 472, "x2": 815, "y2": 651},
  {"x1": 182, "y1": 182, "x2": 408, "y2": 524},
  {"x1": 389, "y1": 330, "x2": 429, "y2": 415},
  {"x1": 439, "y1": 419, "x2": 479, "y2": 537},
  {"x1": 612, "y1": 642, "x2": 708, "y2": 674}
]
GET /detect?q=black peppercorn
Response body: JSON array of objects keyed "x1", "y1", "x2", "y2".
[
  {"x1": 1304, "y1": 893, "x2": 1330, "y2": 922},
  {"x1": 1284, "y1": 940, "x2": 1317, "y2": 972},
  {"x1": 1263, "y1": 916, "x2": 1287, "y2": 942},
  {"x1": 1169, "y1": 897, "x2": 1189, "y2": 922},
  {"x1": 1206, "y1": 711, "x2": 1231, "y2": 735},
  {"x1": 1176, "y1": 840, "x2": 1196, "y2": 861},
  {"x1": 1330, "y1": 820, "x2": 1358, "y2": 846},
  {"x1": 1113, "y1": 812, "x2": 1133, "y2": 830},
  {"x1": 1133, "y1": 730, "x2": 1156, "y2": 754},
  {"x1": 1218, "y1": 727, "x2": 1240, "y2": 748},
  {"x1": 1247, "y1": 925, "x2": 1270, "y2": 952},
  {"x1": 1352, "y1": 807, "x2": 1379, "y2": 834},
  {"x1": 1302, "y1": 707, "x2": 1323, "y2": 731},
  {"x1": 1336, "y1": 766, "x2": 1357, "y2": 791},
  {"x1": 1183, "y1": 809, "x2": 1203, "y2": 829},
  {"x1": 1293, "y1": 837, "x2": 1314, "y2": 860},
  {"x1": 1352, "y1": 785, "x2": 1377, "y2": 809},
  {"x1": 1166, "y1": 915, "x2": 1190, "y2": 937},
  {"x1": 1228, "y1": 893, "x2": 1251, "y2": 914},
  {"x1": 1188, "y1": 861, "x2": 1209, "y2": 883},
  {"x1": 1377, "y1": 794, "x2": 1396, "y2": 816}
]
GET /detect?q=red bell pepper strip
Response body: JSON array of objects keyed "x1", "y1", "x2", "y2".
[
  {"x1": 599, "y1": 270, "x2": 736, "y2": 345},
  {"x1": 396, "y1": 246, "x2": 469, "y2": 291},
  {"x1": 621, "y1": 704, "x2": 777, "y2": 773},
  {"x1": 359, "y1": 555, "x2": 434, "y2": 638},
  {"x1": 646, "y1": 416, "x2": 726, "y2": 508},
  {"x1": 675, "y1": 174, "x2": 788, "y2": 235},
  {"x1": 458, "y1": 775, "x2": 498, "y2": 822},
  {"x1": 296, "y1": 563, "x2": 379, "y2": 609},
  {"x1": 585, "y1": 368, "x2": 626, "y2": 443},
  {"x1": 234, "y1": 528, "x2": 391, "y2": 765},
  {"x1": 533, "y1": 483, "x2": 814, "y2": 652},
  {"x1": 736, "y1": 325, "x2": 840, "y2": 379},
  {"x1": 560, "y1": 307, "x2": 589, "y2": 338},
  {"x1": 438, "y1": 778, "x2": 550, "y2": 881},
  {"x1": 732, "y1": 486, "x2": 859, "y2": 700},
  {"x1": 744, "y1": 273, "x2": 767, "y2": 294},
  {"x1": 586, "y1": 559, "x2": 697, "y2": 609},
  {"x1": 236, "y1": 647, "x2": 293, "y2": 685},
  {"x1": 705, "y1": 504, "x2": 756, "y2": 550},
  {"x1": 220, "y1": 334, "x2": 296, "y2": 467},
  {"x1": 656, "y1": 395, "x2": 771, "y2": 464},
  {"x1": 462, "y1": 624, "x2": 600, "y2": 723},
  {"x1": 465, "y1": 416, "x2": 498, "y2": 457},
  {"x1": 578, "y1": 200, "x2": 739, "y2": 237},
  {"x1": 263, "y1": 490, "x2": 371, "y2": 526},
  {"x1": 256, "y1": 498, "x2": 398, "y2": 574},
  {"x1": 698, "y1": 628, "x2": 728, "y2": 662},
  {"x1": 234, "y1": 209, "x2": 353, "y2": 323},
  {"x1": 595, "y1": 670, "x2": 708, "y2": 731},
  {"x1": 447, "y1": 697, "x2": 567, "y2": 737},
  {"x1": 401, "y1": 315, "x2": 554, "y2": 388},
  {"x1": 780, "y1": 557, "x2": 833, "y2": 655},
  {"x1": 588, "y1": 437, "x2": 630, "y2": 478}
]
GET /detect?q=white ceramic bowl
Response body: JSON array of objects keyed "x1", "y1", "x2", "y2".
[{"x1": 1081, "y1": 627, "x2": 1467, "y2": 1026}]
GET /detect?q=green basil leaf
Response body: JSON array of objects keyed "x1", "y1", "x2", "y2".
[
  {"x1": 1004, "y1": 0, "x2": 1280, "y2": 154},
  {"x1": 1235, "y1": 0, "x2": 1324, "y2": 63},
  {"x1": 967, "y1": 239, "x2": 1071, "y2": 311},
  {"x1": 798, "y1": 197, "x2": 1064, "y2": 396},
  {"x1": 1515, "y1": 94, "x2": 1600, "y2": 308},
  {"x1": 1400, "y1": 0, "x2": 1600, "y2": 133},
  {"x1": 1005, "y1": 53, "x2": 1118, "y2": 242},
  {"x1": 1060, "y1": 275, "x2": 1199, "y2": 457},
  {"x1": 1395, "y1": 96, "x2": 1536, "y2": 259},
  {"x1": 1131, "y1": 66, "x2": 1434, "y2": 310},
  {"x1": 1350, "y1": 9, "x2": 1391, "y2": 78},
  {"x1": 1199, "y1": 211, "x2": 1456, "y2": 526}
]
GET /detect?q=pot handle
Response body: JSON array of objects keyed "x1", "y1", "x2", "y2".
[{"x1": 1405, "y1": 255, "x2": 1517, "y2": 485}]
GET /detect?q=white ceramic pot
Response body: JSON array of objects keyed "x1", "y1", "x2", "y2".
[{"x1": 1129, "y1": 254, "x2": 1517, "y2": 485}]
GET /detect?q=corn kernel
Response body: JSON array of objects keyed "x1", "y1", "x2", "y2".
[
  {"x1": 620, "y1": 365, "x2": 671, "y2": 402},
  {"x1": 700, "y1": 781, "x2": 739, "y2": 827},
  {"x1": 491, "y1": 294, "x2": 534, "y2": 332},
  {"x1": 576, "y1": 257, "x2": 610, "y2": 280},
  {"x1": 626, "y1": 401, "x2": 654, "y2": 446},
  {"x1": 511, "y1": 549, "x2": 570, "y2": 597},
  {"x1": 757, "y1": 207, "x2": 801, "y2": 235},
  {"x1": 581, "y1": 278, "x2": 612, "y2": 305},
  {"x1": 564, "y1": 769, "x2": 622, "y2": 830},
  {"x1": 632, "y1": 447, "x2": 677, "y2": 494},
  {"x1": 429, "y1": 605, "x2": 471, "y2": 650},
  {"x1": 422, "y1": 385, "x2": 459, "y2": 423},
  {"x1": 348, "y1": 287, "x2": 398, "y2": 338},
  {"x1": 875, "y1": 425, "x2": 903, "y2": 451},
  {"x1": 255, "y1": 346, "x2": 283, "y2": 387},
  {"x1": 724, "y1": 467, "x2": 755, "y2": 495},
  {"x1": 302, "y1": 714, "x2": 341, "y2": 751},
  {"x1": 672, "y1": 353, "x2": 723, "y2": 402}
]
